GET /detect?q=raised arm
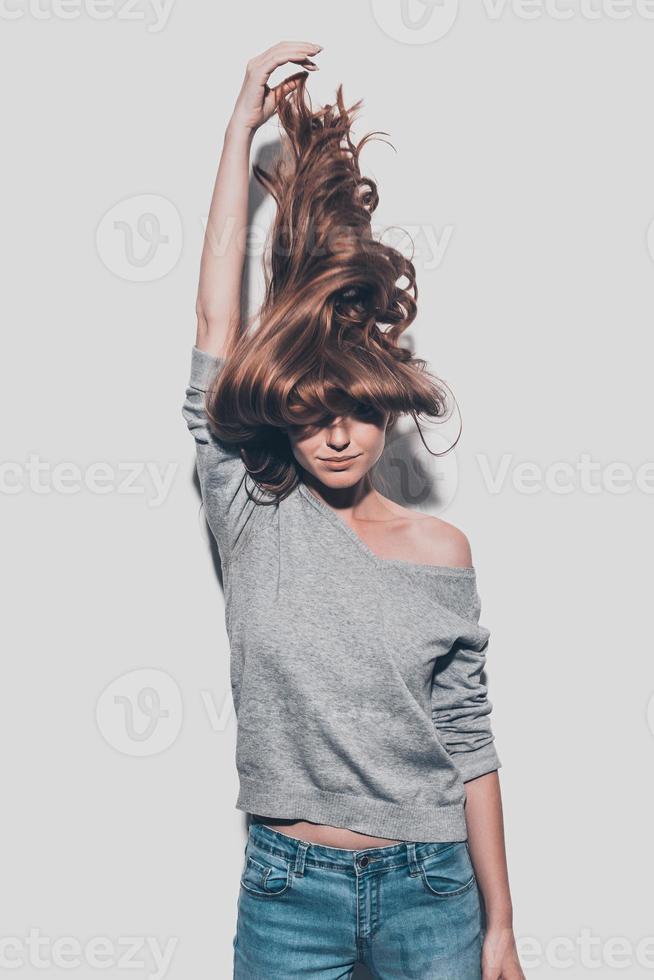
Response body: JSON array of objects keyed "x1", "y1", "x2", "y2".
[
  {"x1": 195, "y1": 41, "x2": 322, "y2": 359},
  {"x1": 183, "y1": 43, "x2": 323, "y2": 560}
]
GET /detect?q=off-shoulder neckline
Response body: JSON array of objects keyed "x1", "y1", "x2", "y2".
[{"x1": 297, "y1": 482, "x2": 477, "y2": 578}]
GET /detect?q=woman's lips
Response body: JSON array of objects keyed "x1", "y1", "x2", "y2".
[{"x1": 319, "y1": 454, "x2": 362, "y2": 467}]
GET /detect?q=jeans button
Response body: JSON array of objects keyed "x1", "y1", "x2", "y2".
[{"x1": 358, "y1": 855, "x2": 369, "y2": 868}]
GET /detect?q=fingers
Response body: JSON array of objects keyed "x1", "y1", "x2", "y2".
[
  {"x1": 259, "y1": 43, "x2": 321, "y2": 73},
  {"x1": 262, "y1": 40, "x2": 323, "y2": 62},
  {"x1": 247, "y1": 41, "x2": 323, "y2": 79}
]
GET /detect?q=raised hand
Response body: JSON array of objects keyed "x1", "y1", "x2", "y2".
[{"x1": 230, "y1": 40, "x2": 322, "y2": 133}]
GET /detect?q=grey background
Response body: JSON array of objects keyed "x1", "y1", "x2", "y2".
[{"x1": 2, "y1": 0, "x2": 653, "y2": 976}]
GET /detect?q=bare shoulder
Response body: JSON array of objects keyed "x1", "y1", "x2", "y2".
[
  {"x1": 375, "y1": 494, "x2": 473, "y2": 568},
  {"x1": 417, "y1": 515, "x2": 473, "y2": 569}
]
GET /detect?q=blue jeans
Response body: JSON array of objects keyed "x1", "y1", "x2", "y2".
[{"x1": 233, "y1": 822, "x2": 484, "y2": 979}]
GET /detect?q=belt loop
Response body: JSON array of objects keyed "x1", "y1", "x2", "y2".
[
  {"x1": 294, "y1": 840, "x2": 310, "y2": 877},
  {"x1": 406, "y1": 842, "x2": 421, "y2": 877}
]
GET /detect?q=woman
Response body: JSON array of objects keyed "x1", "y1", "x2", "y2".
[{"x1": 183, "y1": 40, "x2": 524, "y2": 980}]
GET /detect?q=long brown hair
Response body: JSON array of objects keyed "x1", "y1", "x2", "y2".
[{"x1": 206, "y1": 75, "x2": 453, "y2": 500}]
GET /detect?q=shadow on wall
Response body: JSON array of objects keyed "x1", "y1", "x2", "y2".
[
  {"x1": 240, "y1": 136, "x2": 281, "y2": 321},
  {"x1": 374, "y1": 415, "x2": 458, "y2": 517}
]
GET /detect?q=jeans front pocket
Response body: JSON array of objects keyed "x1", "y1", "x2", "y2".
[
  {"x1": 239, "y1": 851, "x2": 292, "y2": 899},
  {"x1": 417, "y1": 841, "x2": 477, "y2": 899}
]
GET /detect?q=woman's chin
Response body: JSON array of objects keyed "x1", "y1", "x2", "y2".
[{"x1": 311, "y1": 465, "x2": 366, "y2": 490}]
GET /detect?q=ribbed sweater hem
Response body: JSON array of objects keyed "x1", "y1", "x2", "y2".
[{"x1": 236, "y1": 779, "x2": 468, "y2": 843}]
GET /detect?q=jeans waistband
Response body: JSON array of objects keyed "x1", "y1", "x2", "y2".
[{"x1": 246, "y1": 821, "x2": 462, "y2": 876}]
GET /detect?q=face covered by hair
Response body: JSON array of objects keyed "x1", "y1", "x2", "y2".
[{"x1": 286, "y1": 406, "x2": 390, "y2": 490}]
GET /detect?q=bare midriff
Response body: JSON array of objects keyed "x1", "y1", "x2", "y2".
[{"x1": 251, "y1": 815, "x2": 401, "y2": 849}]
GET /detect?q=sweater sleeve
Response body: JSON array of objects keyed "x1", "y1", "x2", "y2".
[
  {"x1": 431, "y1": 595, "x2": 502, "y2": 783},
  {"x1": 181, "y1": 345, "x2": 258, "y2": 560}
]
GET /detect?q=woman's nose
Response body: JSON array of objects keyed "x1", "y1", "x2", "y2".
[{"x1": 326, "y1": 420, "x2": 350, "y2": 451}]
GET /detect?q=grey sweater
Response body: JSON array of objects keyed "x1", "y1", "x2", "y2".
[{"x1": 182, "y1": 345, "x2": 501, "y2": 842}]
